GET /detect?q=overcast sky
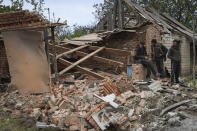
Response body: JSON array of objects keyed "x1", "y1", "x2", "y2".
[{"x1": 3, "y1": 0, "x2": 104, "y2": 26}]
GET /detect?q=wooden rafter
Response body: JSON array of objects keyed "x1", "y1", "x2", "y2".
[
  {"x1": 59, "y1": 47, "x2": 105, "y2": 75},
  {"x1": 60, "y1": 43, "x2": 131, "y2": 56},
  {"x1": 49, "y1": 53, "x2": 105, "y2": 80},
  {"x1": 87, "y1": 46, "x2": 131, "y2": 56},
  {"x1": 50, "y1": 44, "x2": 124, "y2": 67},
  {"x1": 56, "y1": 45, "x2": 88, "y2": 59}
]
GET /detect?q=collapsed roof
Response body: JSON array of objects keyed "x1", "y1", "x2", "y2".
[
  {"x1": 63, "y1": 29, "x2": 136, "y2": 46},
  {"x1": 123, "y1": 0, "x2": 196, "y2": 39},
  {"x1": 96, "y1": 0, "x2": 197, "y2": 39},
  {"x1": 0, "y1": 10, "x2": 50, "y2": 31}
]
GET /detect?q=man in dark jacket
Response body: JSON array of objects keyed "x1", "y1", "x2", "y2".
[
  {"x1": 134, "y1": 41, "x2": 159, "y2": 80},
  {"x1": 168, "y1": 40, "x2": 181, "y2": 84},
  {"x1": 151, "y1": 39, "x2": 168, "y2": 78}
]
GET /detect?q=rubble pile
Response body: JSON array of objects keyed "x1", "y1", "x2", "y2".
[{"x1": 1, "y1": 77, "x2": 197, "y2": 130}]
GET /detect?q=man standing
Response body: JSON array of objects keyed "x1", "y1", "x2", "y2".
[
  {"x1": 168, "y1": 40, "x2": 181, "y2": 84},
  {"x1": 151, "y1": 39, "x2": 168, "y2": 78},
  {"x1": 134, "y1": 41, "x2": 159, "y2": 80}
]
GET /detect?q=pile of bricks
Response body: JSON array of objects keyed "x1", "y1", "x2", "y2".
[
  {"x1": 85, "y1": 102, "x2": 110, "y2": 130},
  {"x1": 0, "y1": 76, "x2": 168, "y2": 130},
  {"x1": 103, "y1": 78, "x2": 120, "y2": 96},
  {"x1": 0, "y1": 10, "x2": 50, "y2": 30}
]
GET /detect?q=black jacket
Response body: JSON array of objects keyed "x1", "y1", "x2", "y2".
[
  {"x1": 134, "y1": 46, "x2": 147, "y2": 61},
  {"x1": 161, "y1": 44, "x2": 168, "y2": 60},
  {"x1": 152, "y1": 44, "x2": 168, "y2": 61},
  {"x1": 168, "y1": 45, "x2": 180, "y2": 62}
]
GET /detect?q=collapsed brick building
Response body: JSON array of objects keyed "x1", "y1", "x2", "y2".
[
  {"x1": 0, "y1": 10, "x2": 132, "y2": 88},
  {"x1": 94, "y1": 0, "x2": 197, "y2": 76},
  {"x1": 0, "y1": 10, "x2": 53, "y2": 93}
]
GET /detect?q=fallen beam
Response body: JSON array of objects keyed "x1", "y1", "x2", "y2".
[
  {"x1": 160, "y1": 100, "x2": 191, "y2": 116},
  {"x1": 88, "y1": 46, "x2": 131, "y2": 56},
  {"x1": 59, "y1": 47, "x2": 105, "y2": 75},
  {"x1": 60, "y1": 42, "x2": 131, "y2": 56},
  {"x1": 49, "y1": 44, "x2": 124, "y2": 67},
  {"x1": 56, "y1": 45, "x2": 88, "y2": 59},
  {"x1": 49, "y1": 53, "x2": 105, "y2": 80}
]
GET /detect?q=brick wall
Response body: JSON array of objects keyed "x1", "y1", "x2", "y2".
[
  {"x1": 180, "y1": 35, "x2": 192, "y2": 75},
  {"x1": 145, "y1": 24, "x2": 162, "y2": 55},
  {"x1": 0, "y1": 40, "x2": 9, "y2": 78},
  {"x1": 162, "y1": 32, "x2": 192, "y2": 75},
  {"x1": 99, "y1": 26, "x2": 148, "y2": 71}
]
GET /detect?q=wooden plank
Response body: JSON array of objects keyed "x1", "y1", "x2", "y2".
[
  {"x1": 60, "y1": 42, "x2": 131, "y2": 56},
  {"x1": 145, "y1": 8, "x2": 172, "y2": 31},
  {"x1": 59, "y1": 47, "x2": 105, "y2": 75},
  {"x1": 56, "y1": 45, "x2": 88, "y2": 59},
  {"x1": 162, "y1": 13, "x2": 193, "y2": 34},
  {"x1": 49, "y1": 53, "x2": 105, "y2": 80},
  {"x1": 88, "y1": 46, "x2": 131, "y2": 56},
  {"x1": 51, "y1": 27, "x2": 58, "y2": 81},
  {"x1": 118, "y1": 0, "x2": 123, "y2": 29},
  {"x1": 50, "y1": 44, "x2": 124, "y2": 67},
  {"x1": 123, "y1": 0, "x2": 153, "y2": 21}
]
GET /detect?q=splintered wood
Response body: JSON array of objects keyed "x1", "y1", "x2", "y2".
[
  {"x1": 0, "y1": 10, "x2": 50, "y2": 30},
  {"x1": 103, "y1": 78, "x2": 120, "y2": 96}
]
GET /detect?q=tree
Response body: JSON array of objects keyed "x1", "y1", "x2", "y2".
[
  {"x1": 93, "y1": 0, "x2": 115, "y2": 21},
  {"x1": 0, "y1": 0, "x2": 45, "y2": 14},
  {"x1": 139, "y1": 0, "x2": 197, "y2": 29},
  {"x1": 56, "y1": 24, "x2": 94, "y2": 40},
  {"x1": 93, "y1": 0, "x2": 197, "y2": 30},
  {"x1": 0, "y1": 5, "x2": 17, "y2": 13}
]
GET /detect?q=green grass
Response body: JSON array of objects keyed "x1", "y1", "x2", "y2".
[
  {"x1": 0, "y1": 117, "x2": 37, "y2": 131},
  {"x1": 0, "y1": 117, "x2": 63, "y2": 131},
  {"x1": 184, "y1": 76, "x2": 197, "y2": 88}
]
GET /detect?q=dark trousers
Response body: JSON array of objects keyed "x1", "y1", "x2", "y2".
[
  {"x1": 155, "y1": 59, "x2": 164, "y2": 78},
  {"x1": 171, "y1": 61, "x2": 180, "y2": 83},
  {"x1": 141, "y1": 60, "x2": 156, "y2": 78}
]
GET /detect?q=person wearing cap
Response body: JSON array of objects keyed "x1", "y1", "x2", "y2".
[
  {"x1": 134, "y1": 41, "x2": 159, "y2": 80},
  {"x1": 151, "y1": 39, "x2": 168, "y2": 78},
  {"x1": 168, "y1": 40, "x2": 181, "y2": 84}
]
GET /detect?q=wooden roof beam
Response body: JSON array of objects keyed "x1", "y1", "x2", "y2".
[
  {"x1": 87, "y1": 46, "x2": 131, "y2": 56},
  {"x1": 49, "y1": 44, "x2": 124, "y2": 67},
  {"x1": 60, "y1": 43, "x2": 131, "y2": 56},
  {"x1": 56, "y1": 45, "x2": 88, "y2": 59},
  {"x1": 59, "y1": 47, "x2": 105, "y2": 75},
  {"x1": 49, "y1": 53, "x2": 105, "y2": 80}
]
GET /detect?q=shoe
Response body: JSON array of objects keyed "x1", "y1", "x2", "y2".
[{"x1": 146, "y1": 77, "x2": 151, "y2": 82}]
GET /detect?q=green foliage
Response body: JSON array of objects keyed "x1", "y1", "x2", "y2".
[
  {"x1": 138, "y1": 0, "x2": 197, "y2": 29},
  {"x1": 0, "y1": 0, "x2": 45, "y2": 14},
  {"x1": 184, "y1": 76, "x2": 197, "y2": 88},
  {"x1": 56, "y1": 24, "x2": 93, "y2": 40},
  {"x1": 0, "y1": 116, "x2": 63, "y2": 131},
  {"x1": 0, "y1": 117, "x2": 36, "y2": 131},
  {"x1": 93, "y1": 0, "x2": 115, "y2": 21},
  {"x1": 0, "y1": 5, "x2": 17, "y2": 13}
]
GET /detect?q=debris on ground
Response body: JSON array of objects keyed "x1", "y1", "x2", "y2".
[{"x1": 1, "y1": 76, "x2": 197, "y2": 131}]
